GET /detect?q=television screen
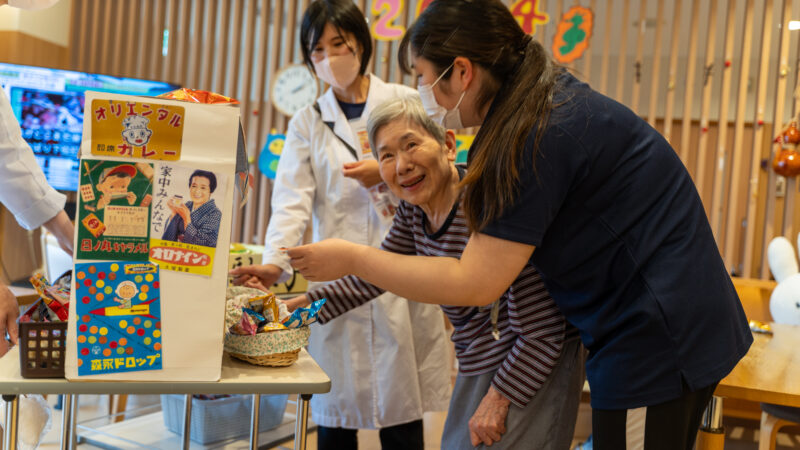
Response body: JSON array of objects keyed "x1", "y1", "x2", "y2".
[{"x1": 0, "y1": 62, "x2": 180, "y2": 191}]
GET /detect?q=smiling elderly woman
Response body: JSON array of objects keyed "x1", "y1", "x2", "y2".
[
  {"x1": 161, "y1": 169, "x2": 222, "y2": 247},
  {"x1": 286, "y1": 96, "x2": 584, "y2": 449}
]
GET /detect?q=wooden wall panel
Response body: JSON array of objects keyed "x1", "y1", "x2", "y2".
[
  {"x1": 0, "y1": 31, "x2": 69, "y2": 69},
  {"x1": 59, "y1": 0, "x2": 800, "y2": 281}
]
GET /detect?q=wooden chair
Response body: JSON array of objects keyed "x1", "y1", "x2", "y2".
[{"x1": 758, "y1": 404, "x2": 800, "y2": 450}]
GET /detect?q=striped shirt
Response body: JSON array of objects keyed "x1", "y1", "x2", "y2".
[{"x1": 308, "y1": 186, "x2": 577, "y2": 408}]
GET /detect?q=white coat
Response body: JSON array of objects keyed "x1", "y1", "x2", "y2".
[
  {"x1": 0, "y1": 88, "x2": 66, "y2": 230},
  {"x1": 262, "y1": 75, "x2": 452, "y2": 429}
]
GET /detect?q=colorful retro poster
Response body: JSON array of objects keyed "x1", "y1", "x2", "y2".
[
  {"x1": 90, "y1": 100, "x2": 184, "y2": 161},
  {"x1": 552, "y1": 6, "x2": 593, "y2": 64},
  {"x1": 77, "y1": 159, "x2": 154, "y2": 261},
  {"x1": 74, "y1": 262, "x2": 162, "y2": 376},
  {"x1": 149, "y1": 163, "x2": 227, "y2": 276}
]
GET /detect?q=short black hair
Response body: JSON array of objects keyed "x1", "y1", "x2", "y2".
[
  {"x1": 189, "y1": 170, "x2": 217, "y2": 193},
  {"x1": 300, "y1": 0, "x2": 372, "y2": 76}
]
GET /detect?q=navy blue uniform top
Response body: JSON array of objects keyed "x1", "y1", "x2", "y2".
[{"x1": 482, "y1": 72, "x2": 752, "y2": 410}]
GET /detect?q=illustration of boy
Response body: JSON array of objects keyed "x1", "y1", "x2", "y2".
[
  {"x1": 95, "y1": 164, "x2": 138, "y2": 210},
  {"x1": 114, "y1": 280, "x2": 138, "y2": 309}
]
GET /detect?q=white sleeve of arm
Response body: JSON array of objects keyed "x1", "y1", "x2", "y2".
[
  {"x1": 262, "y1": 115, "x2": 316, "y2": 283},
  {"x1": 0, "y1": 89, "x2": 66, "y2": 230}
]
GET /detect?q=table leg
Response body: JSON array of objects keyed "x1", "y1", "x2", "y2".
[
  {"x1": 294, "y1": 394, "x2": 312, "y2": 450},
  {"x1": 249, "y1": 394, "x2": 260, "y2": 450},
  {"x1": 182, "y1": 394, "x2": 192, "y2": 450},
  {"x1": 70, "y1": 395, "x2": 78, "y2": 449},
  {"x1": 60, "y1": 395, "x2": 73, "y2": 450},
  {"x1": 2, "y1": 395, "x2": 18, "y2": 450},
  {"x1": 697, "y1": 395, "x2": 725, "y2": 450}
]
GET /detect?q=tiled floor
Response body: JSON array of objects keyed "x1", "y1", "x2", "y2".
[{"x1": 6, "y1": 394, "x2": 797, "y2": 449}]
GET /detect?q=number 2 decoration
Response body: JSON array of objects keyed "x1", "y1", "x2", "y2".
[{"x1": 371, "y1": 0, "x2": 405, "y2": 41}]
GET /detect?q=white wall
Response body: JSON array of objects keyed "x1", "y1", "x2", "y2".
[{"x1": 0, "y1": 0, "x2": 70, "y2": 46}]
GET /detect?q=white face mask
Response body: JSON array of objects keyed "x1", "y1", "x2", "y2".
[
  {"x1": 7, "y1": 0, "x2": 60, "y2": 10},
  {"x1": 313, "y1": 50, "x2": 360, "y2": 90},
  {"x1": 418, "y1": 62, "x2": 466, "y2": 129}
]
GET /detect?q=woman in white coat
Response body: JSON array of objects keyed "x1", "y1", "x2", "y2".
[{"x1": 230, "y1": 1, "x2": 451, "y2": 449}]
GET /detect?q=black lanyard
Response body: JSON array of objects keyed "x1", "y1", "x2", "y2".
[{"x1": 313, "y1": 101, "x2": 359, "y2": 161}]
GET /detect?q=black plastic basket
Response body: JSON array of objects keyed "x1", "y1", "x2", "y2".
[{"x1": 18, "y1": 301, "x2": 67, "y2": 378}]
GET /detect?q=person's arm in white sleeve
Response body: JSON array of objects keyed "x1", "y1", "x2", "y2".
[
  {"x1": 0, "y1": 89, "x2": 67, "y2": 230},
  {"x1": 263, "y1": 114, "x2": 317, "y2": 279},
  {"x1": 230, "y1": 112, "x2": 317, "y2": 287}
]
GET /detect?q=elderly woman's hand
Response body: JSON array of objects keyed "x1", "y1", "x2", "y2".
[
  {"x1": 468, "y1": 386, "x2": 511, "y2": 446},
  {"x1": 282, "y1": 294, "x2": 310, "y2": 312},
  {"x1": 287, "y1": 239, "x2": 360, "y2": 281},
  {"x1": 342, "y1": 160, "x2": 383, "y2": 188}
]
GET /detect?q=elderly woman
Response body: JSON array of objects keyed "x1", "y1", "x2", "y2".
[
  {"x1": 285, "y1": 96, "x2": 584, "y2": 449},
  {"x1": 162, "y1": 169, "x2": 222, "y2": 247}
]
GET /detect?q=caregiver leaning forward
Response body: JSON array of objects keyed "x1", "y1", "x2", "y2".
[{"x1": 287, "y1": 0, "x2": 753, "y2": 449}]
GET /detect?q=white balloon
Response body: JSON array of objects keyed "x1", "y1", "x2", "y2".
[{"x1": 767, "y1": 233, "x2": 800, "y2": 326}]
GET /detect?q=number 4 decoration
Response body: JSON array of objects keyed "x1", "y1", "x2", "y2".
[{"x1": 510, "y1": 0, "x2": 549, "y2": 36}]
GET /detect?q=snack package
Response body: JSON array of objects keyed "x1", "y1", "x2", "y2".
[
  {"x1": 81, "y1": 213, "x2": 106, "y2": 237},
  {"x1": 282, "y1": 298, "x2": 326, "y2": 328},
  {"x1": 262, "y1": 293, "x2": 280, "y2": 322},
  {"x1": 242, "y1": 307, "x2": 266, "y2": 324},
  {"x1": 276, "y1": 299, "x2": 290, "y2": 322},
  {"x1": 258, "y1": 322, "x2": 287, "y2": 333},
  {"x1": 230, "y1": 312, "x2": 257, "y2": 336},
  {"x1": 28, "y1": 273, "x2": 69, "y2": 321}
]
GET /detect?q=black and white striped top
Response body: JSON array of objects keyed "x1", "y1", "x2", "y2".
[{"x1": 307, "y1": 189, "x2": 578, "y2": 407}]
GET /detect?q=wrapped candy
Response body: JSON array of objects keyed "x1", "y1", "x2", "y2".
[{"x1": 283, "y1": 298, "x2": 326, "y2": 328}]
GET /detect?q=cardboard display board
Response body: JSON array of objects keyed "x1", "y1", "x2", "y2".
[{"x1": 66, "y1": 92, "x2": 240, "y2": 382}]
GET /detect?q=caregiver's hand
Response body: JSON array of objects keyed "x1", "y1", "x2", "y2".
[
  {"x1": 230, "y1": 263, "x2": 283, "y2": 288},
  {"x1": 287, "y1": 239, "x2": 360, "y2": 281},
  {"x1": 468, "y1": 386, "x2": 510, "y2": 446},
  {"x1": 342, "y1": 160, "x2": 382, "y2": 188}
]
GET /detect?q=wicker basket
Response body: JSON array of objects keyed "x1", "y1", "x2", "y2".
[
  {"x1": 224, "y1": 326, "x2": 310, "y2": 367},
  {"x1": 227, "y1": 348, "x2": 301, "y2": 367}
]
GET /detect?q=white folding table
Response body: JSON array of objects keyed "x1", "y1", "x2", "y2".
[{"x1": 0, "y1": 347, "x2": 330, "y2": 450}]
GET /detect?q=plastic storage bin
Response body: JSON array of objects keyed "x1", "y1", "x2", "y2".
[{"x1": 161, "y1": 394, "x2": 288, "y2": 444}]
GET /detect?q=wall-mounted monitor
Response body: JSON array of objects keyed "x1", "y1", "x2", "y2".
[{"x1": 0, "y1": 62, "x2": 180, "y2": 191}]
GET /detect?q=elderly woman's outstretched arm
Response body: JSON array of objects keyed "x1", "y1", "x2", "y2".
[{"x1": 288, "y1": 232, "x2": 535, "y2": 307}]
